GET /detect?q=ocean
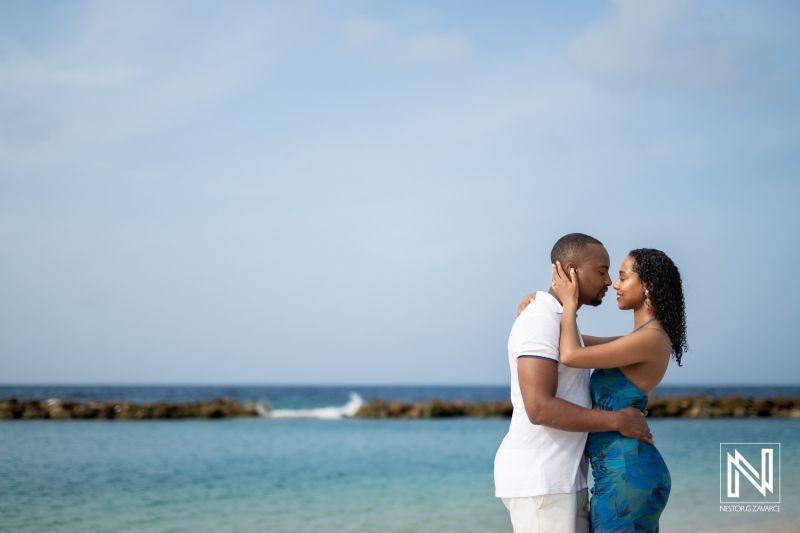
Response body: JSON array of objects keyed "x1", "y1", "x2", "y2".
[{"x1": 1, "y1": 385, "x2": 799, "y2": 532}]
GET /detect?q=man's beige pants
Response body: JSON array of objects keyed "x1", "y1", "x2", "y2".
[{"x1": 502, "y1": 488, "x2": 589, "y2": 533}]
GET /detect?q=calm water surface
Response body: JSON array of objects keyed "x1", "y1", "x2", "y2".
[
  {"x1": 2, "y1": 418, "x2": 799, "y2": 532},
  {"x1": 2, "y1": 386, "x2": 799, "y2": 532}
]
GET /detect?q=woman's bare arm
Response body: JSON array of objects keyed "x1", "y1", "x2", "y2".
[
  {"x1": 552, "y1": 262, "x2": 669, "y2": 369},
  {"x1": 582, "y1": 335, "x2": 622, "y2": 347}
]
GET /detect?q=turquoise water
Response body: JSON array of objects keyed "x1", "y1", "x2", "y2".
[
  {"x1": 655, "y1": 418, "x2": 800, "y2": 533},
  {"x1": 2, "y1": 417, "x2": 799, "y2": 532},
  {"x1": 1, "y1": 418, "x2": 509, "y2": 532}
]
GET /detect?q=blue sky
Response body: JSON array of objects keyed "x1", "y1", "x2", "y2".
[{"x1": 1, "y1": 0, "x2": 799, "y2": 385}]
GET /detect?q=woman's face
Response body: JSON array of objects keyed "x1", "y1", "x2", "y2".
[{"x1": 612, "y1": 256, "x2": 647, "y2": 310}]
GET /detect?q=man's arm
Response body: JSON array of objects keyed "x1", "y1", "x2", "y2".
[{"x1": 518, "y1": 357, "x2": 653, "y2": 443}]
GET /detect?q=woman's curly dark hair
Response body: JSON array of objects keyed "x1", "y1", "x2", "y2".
[{"x1": 629, "y1": 248, "x2": 688, "y2": 366}]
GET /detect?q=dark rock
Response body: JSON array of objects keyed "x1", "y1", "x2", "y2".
[
  {"x1": 150, "y1": 402, "x2": 170, "y2": 419},
  {"x1": 88, "y1": 402, "x2": 116, "y2": 419},
  {"x1": 4, "y1": 394, "x2": 799, "y2": 421},
  {"x1": 46, "y1": 399, "x2": 72, "y2": 419},
  {"x1": 0, "y1": 399, "x2": 20, "y2": 419},
  {"x1": 466, "y1": 401, "x2": 513, "y2": 418},
  {"x1": 355, "y1": 399, "x2": 512, "y2": 419},
  {"x1": 355, "y1": 400, "x2": 390, "y2": 418},
  {"x1": 21, "y1": 401, "x2": 47, "y2": 419},
  {"x1": 71, "y1": 404, "x2": 99, "y2": 419}
]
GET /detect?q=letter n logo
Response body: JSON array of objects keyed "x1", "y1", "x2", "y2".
[{"x1": 720, "y1": 443, "x2": 780, "y2": 504}]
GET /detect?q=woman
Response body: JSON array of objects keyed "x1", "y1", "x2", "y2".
[{"x1": 550, "y1": 248, "x2": 687, "y2": 533}]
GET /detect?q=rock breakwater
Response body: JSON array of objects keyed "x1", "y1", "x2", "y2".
[
  {"x1": 2, "y1": 395, "x2": 799, "y2": 420},
  {"x1": 645, "y1": 395, "x2": 800, "y2": 418},
  {"x1": 0, "y1": 397, "x2": 261, "y2": 420},
  {"x1": 354, "y1": 399, "x2": 514, "y2": 419},
  {"x1": 352, "y1": 395, "x2": 800, "y2": 419}
]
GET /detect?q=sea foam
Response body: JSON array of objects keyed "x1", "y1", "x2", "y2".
[{"x1": 264, "y1": 392, "x2": 363, "y2": 419}]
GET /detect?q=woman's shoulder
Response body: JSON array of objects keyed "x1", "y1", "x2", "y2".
[{"x1": 630, "y1": 326, "x2": 672, "y2": 356}]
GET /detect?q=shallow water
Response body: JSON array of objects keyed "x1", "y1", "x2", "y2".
[
  {"x1": 2, "y1": 417, "x2": 799, "y2": 532},
  {"x1": 1, "y1": 418, "x2": 509, "y2": 532}
]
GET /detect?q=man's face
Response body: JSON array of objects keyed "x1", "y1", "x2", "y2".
[{"x1": 573, "y1": 243, "x2": 612, "y2": 307}]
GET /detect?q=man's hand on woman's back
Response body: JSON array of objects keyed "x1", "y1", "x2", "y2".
[{"x1": 616, "y1": 407, "x2": 654, "y2": 445}]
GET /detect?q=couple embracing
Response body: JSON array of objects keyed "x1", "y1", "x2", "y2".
[{"x1": 494, "y1": 233, "x2": 687, "y2": 533}]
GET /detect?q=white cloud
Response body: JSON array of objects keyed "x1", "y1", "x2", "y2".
[
  {"x1": 343, "y1": 16, "x2": 469, "y2": 66},
  {"x1": 569, "y1": 0, "x2": 784, "y2": 95}
]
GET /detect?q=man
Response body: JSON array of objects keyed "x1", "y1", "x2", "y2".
[{"x1": 494, "y1": 233, "x2": 653, "y2": 533}]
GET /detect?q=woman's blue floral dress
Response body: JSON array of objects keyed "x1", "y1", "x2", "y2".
[{"x1": 587, "y1": 367, "x2": 671, "y2": 532}]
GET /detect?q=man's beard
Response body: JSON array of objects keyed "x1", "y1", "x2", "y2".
[{"x1": 589, "y1": 291, "x2": 606, "y2": 307}]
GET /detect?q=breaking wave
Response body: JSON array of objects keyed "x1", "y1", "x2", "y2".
[{"x1": 260, "y1": 392, "x2": 363, "y2": 419}]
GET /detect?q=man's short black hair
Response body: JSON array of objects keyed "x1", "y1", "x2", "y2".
[{"x1": 550, "y1": 233, "x2": 603, "y2": 265}]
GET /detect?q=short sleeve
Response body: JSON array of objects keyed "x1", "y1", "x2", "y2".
[{"x1": 509, "y1": 300, "x2": 561, "y2": 362}]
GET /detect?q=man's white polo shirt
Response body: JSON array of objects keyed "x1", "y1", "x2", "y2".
[{"x1": 494, "y1": 291, "x2": 591, "y2": 498}]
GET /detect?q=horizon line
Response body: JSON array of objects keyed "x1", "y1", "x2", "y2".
[{"x1": 2, "y1": 382, "x2": 799, "y2": 387}]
